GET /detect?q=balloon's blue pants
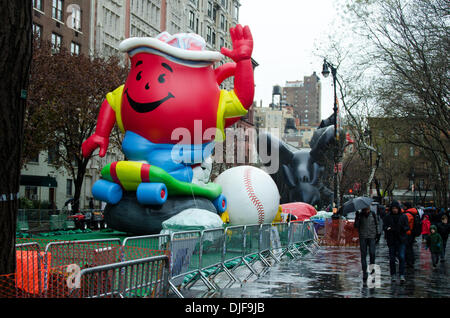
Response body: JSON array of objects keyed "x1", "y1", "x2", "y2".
[{"x1": 121, "y1": 131, "x2": 214, "y2": 183}]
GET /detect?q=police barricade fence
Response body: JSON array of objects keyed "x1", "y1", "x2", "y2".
[
  {"x1": 6, "y1": 236, "x2": 170, "y2": 298},
  {"x1": 167, "y1": 221, "x2": 318, "y2": 297},
  {"x1": 72, "y1": 255, "x2": 170, "y2": 298},
  {"x1": 8, "y1": 222, "x2": 317, "y2": 298}
]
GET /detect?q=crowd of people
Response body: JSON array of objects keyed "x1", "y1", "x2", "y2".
[{"x1": 353, "y1": 201, "x2": 450, "y2": 285}]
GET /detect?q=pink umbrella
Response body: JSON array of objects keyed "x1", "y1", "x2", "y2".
[{"x1": 281, "y1": 202, "x2": 317, "y2": 221}]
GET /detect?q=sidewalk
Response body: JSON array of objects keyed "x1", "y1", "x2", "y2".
[{"x1": 212, "y1": 238, "x2": 450, "y2": 298}]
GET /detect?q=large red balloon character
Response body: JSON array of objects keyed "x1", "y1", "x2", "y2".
[{"x1": 82, "y1": 25, "x2": 254, "y2": 209}]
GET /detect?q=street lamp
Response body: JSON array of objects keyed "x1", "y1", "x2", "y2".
[{"x1": 322, "y1": 59, "x2": 340, "y2": 212}]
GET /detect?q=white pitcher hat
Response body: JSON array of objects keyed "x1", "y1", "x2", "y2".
[{"x1": 119, "y1": 31, "x2": 223, "y2": 67}]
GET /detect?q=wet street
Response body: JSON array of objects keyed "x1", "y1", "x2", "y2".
[{"x1": 208, "y1": 239, "x2": 450, "y2": 298}]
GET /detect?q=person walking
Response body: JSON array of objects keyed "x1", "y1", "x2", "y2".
[
  {"x1": 426, "y1": 225, "x2": 443, "y2": 268},
  {"x1": 437, "y1": 215, "x2": 450, "y2": 261},
  {"x1": 403, "y1": 202, "x2": 420, "y2": 268},
  {"x1": 421, "y1": 214, "x2": 431, "y2": 243},
  {"x1": 383, "y1": 200, "x2": 410, "y2": 283},
  {"x1": 354, "y1": 206, "x2": 381, "y2": 284},
  {"x1": 430, "y1": 207, "x2": 441, "y2": 226}
]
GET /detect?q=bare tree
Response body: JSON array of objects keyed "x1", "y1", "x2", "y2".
[{"x1": 344, "y1": 0, "x2": 449, "y2": 207}]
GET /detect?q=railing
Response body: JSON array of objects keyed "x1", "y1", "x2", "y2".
[
  {"x1": 167, "y1": 220, "x2": 319, "y2": 298},
  {"x1": 73, "y1": 255, "x2": 170, "y2": 298},
  {"x1": 4, "y1": 238, "x2": 170, "y2": 298},
  {"x1": 8, "y1": 220, "x2": 318, "y2": 298}
]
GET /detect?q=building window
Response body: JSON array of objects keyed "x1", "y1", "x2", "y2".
[
  {"x1": 68, "y1": 4, "x2": 81, "y2": 31},
  {"x1": 206, "y1": 26, "x2": 212, "y2": 44},
  {"x1": 189, "y1": 11, "x2": 195, "y2": 30},
  {"x1": 28, "y1": 153, "x2": 39, "y2": 163},
  {"x1": 32, "y1": 23, "x2": 42, "y2": 40},
  {"x1": 71, "y1": 42, "x2": 80, "y2": 55},
  {"x1": 233, "y1": 2, "x2": 239, "y2": 20},
  {"x1": 207, "y1": 1, "x2": 213, "y2": 19},
  {"x1": 220, "y1": 14, "x2": 225, "y2": 30},
  {"x1": 51, "y1": 33, "x2": 62, "y2": 53},
  {"x1": 419, "y1": 179, "x2": 425, "y2": 189},
  {"x1": 409, "y1": 146, "x2": 414, "y2": 157},
  {"x1": 25, "y1": 186, "x2": 38, "y2": 201},
  {"x1": 212, "y1": 31, "x2": 216, "y2": 46},
  {"x1": 33, "y1": 0, "x2": 43, "y2": 11},
  {"x1": 66, "y1": 179, "x2": 73, "y2": 196},
  {"x1": 48, "y1": 145, "x2": 58, "y2": 164},
  {"x1": 52, "y1": 0, "x2": 63, "y2": 21},
  {"x1": 220, "y1": 37, "x2": 225, "y2": 48}
]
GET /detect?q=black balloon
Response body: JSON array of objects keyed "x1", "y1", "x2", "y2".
[
  {"x1": 104, "y1": 192, "x2": 217, "y2": 235},
  {"x1": 257, "y1": 113, "x2": 346, "y2": 208}
]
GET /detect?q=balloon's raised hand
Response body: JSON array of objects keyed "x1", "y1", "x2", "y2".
[
  {"x1": 220, "y1": 24, "x2": 253, "y2": 62},
  {"x1": 82, "y1": 134, "x2": 109, "y2": 158}
]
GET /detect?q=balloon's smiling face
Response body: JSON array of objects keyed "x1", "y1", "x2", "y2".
[
  {"x1": 121, "y1": 53, "x2": 221, "y2": 143},
  {"x1": 123, "y1": 55, "x2": 176, "y2": 114}
]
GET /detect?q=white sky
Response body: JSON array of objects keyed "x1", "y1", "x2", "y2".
[{"x1": 239, "y1": 0, "x2": 340, "y2": 121}]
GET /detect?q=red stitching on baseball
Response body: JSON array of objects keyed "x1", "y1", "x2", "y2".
[{"x1": 244, "y1": 168, "x2": 265, "y2": 224}]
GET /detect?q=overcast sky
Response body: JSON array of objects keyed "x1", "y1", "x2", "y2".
[{"x1": 239, "y1": 0, "x2": 340, "y2": 121}]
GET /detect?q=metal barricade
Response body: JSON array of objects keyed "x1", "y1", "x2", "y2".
[
  {"x1": 168, "y1": 230, "x2": 214, "y2": 296},
  {"x1": 259, "y1": 224, "x2": 278, "y2": 265},
  {"x1": 122, "y1": 234, "x2": 170, "y2": 251},
  {"x1": 242, "y1": 224, "x2": 264, "y2": 277},
  {"x1": 122, "y1": 234, "x2": 170, "y2": 261},
  {"x1": 199, "y1": 229, "x2": 226, "y2": 269},
  {"x1": 73, "y1": 255, "x2": 170, "y2": 298},
  {"x1": 271, "y1": 222, "x2": 290, "y2": 258},
  {"x1": 44, "y1": 238, "x2": 122, "y2": 269},
  {"x1": 223, "y1": 225, "x2": 245, "y2": 271},
  {"x1": 197, "y1": 228, "x2": 232, "y2": 288}
]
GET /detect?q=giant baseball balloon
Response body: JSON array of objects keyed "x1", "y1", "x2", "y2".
[{"x1": 215, "y1": 166, "x2": 280, "y2": 225}]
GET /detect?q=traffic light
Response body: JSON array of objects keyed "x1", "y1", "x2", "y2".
[{"x1": 348, "y1": 188, "x2": 353, "y2": 194}]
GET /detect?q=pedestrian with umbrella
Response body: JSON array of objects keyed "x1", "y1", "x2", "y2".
[{"x1": 346, "y1": 196, "x2": 381, "y2": 284}]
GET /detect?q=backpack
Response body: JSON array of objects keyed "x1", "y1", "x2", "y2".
[{"x1": 406, "y1": 211, "x2": 422, "y2": 237}]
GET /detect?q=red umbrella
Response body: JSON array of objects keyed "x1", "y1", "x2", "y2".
[{"x1": 281, "y1": 202, "x2": 317, "y2": 221}]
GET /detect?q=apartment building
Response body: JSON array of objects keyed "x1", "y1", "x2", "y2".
[
  {"x1": 282, "y1": 72, "x2": 322, "y2": 127},
  {"x1": 32, "y1": 0, "x2": 91, "y2": 55}
]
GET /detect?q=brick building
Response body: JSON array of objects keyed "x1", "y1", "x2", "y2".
[
  {"x1": 32, "y1": 0, "x2": 91, "y2": 56},
  {"x1": 282, "y1": 72, "x2": 321, "y2": 127}
]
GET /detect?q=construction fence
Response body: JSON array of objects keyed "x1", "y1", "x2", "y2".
[
  {"x1": 319, "y1": 218, "x2": 359, "y2": 246},
  {"x1": 2, "y1": 220, "x2": 318, "y2": 298}
]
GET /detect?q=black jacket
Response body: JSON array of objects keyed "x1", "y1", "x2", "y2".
[
  {"x1": 354, "y1": 211, "x2": 380, "y2": 239},
  {"x1": 437, "y1": 222, "x2": 450, "y2": 241},
  {"x1": 383, "y1": 212, "x2": 410, "y2": 246}
]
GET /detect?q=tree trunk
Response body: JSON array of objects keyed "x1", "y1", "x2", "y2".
[
  {"x1": 0, "y1": 0, "x2": 33, "y2": 275},
  {"x1": 72, "y1": 159, "x2": 89, "y2": 212}
]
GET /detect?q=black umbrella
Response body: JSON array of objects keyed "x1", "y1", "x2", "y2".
[
  {"x1": 343, "y1": 196, "x2": 373, "y2": 214},
  {"x1": 64, "y1": 198, "x2": 74, "y2": 206}
]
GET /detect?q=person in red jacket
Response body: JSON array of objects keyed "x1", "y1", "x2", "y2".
[
  {"x1": 403, "y1": 202, "x2": 419, "y2": 267},
  {"x1": 421, "y1": 214, "x2": 431, "y2": 243}
]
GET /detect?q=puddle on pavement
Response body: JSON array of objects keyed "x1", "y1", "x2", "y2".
[{"x1": 205, "y1": 239, "x2": 450, "y2": 298}]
